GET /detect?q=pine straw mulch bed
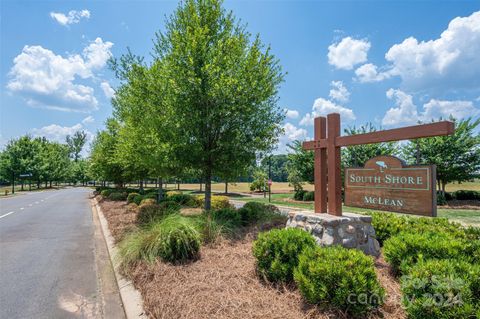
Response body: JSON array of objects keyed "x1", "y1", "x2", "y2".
[{"x1": 97, "y1": 196, "x2": 406, "y2": 319}]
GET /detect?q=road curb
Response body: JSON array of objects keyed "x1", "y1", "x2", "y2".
[{"x1": 92, "y1": 198, "x2": 147, "y2": 319}]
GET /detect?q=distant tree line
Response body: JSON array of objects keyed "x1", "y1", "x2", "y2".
[{"x1": 0, "y1": 131, "x2": 91, "y2": 190}]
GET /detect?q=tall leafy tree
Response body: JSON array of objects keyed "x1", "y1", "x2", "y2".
[
  {"x1": 260, "y1": 154, "x2": 288, "y2": 182},
  {"x1": 402, "y1": 117, "x2": 480, "y2": 193},
  {"x1": 286, "y1": 140, "x2": 314, "y2": 184},
  {"x1": 342, "y1": 123, "x2": 398, "y2": 168},
  {"x1": 66, "y1": 130, "x2": 87, "y2": 162},
  {"x1": 154, "y1": 0, "x2": 285, "y2": 209}
]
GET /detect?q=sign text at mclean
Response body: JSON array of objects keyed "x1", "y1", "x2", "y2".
[{"x1": 344, "y1": 155, "x2": 437, "y2": 217}]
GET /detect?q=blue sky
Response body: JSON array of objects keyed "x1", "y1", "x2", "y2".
[{"x1": 1, "y1": 0, "x2": 479, "y2": 153}]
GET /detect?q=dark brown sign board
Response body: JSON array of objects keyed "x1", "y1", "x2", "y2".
[{"x1": 345, "y1": 155, "x2": 437, "y2": 217}]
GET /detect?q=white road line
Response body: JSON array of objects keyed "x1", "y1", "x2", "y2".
[
  {"x1": 35, "y1": 201, "x2": 39, "y2": 204},
  {"x1": 28, "y1": 204, "x2": 32, "y2": 207},
  {"x1": 20, "y1": 207, "x2": 24, "y2": 210},
  {"x1": 0, "y1": 211, "x2": 14, "y2": 219},
  {"x1": 41, "y1": 200, "x2": 44, "y2": 202}
]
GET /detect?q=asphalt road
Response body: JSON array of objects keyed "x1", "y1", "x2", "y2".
[{"x1": 0, "y1": 188, "x2": 105, "y2": 319}]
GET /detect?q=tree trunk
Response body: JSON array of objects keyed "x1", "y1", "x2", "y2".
[
  {"x1": 37, "y1": 180, "x2": 41, "y2": 189},
  {"x1": 158, "y1": 177, "x2": 163, "y2": 202},
  {"x1": 140, "y1": 180, "x2": 144, "y2": 192},
  {"x1": 205, "y1": 169, "x2": 212, "y2": 211},
  {"x1": 225, "y1": 181, "x2": 228, "y2": 194},
  {"x1": 45, "y1": 181, "x2": 48, "y2": 188},
  {"x1": 200, "y1": 181, "x2": 203, "y2": 192},
  {"x1": 50, "y1": 181, "x2": 52, "y2": 188},
  {"x1": 21, "y1": 181, "x2": 24, "y2": 191},
  {"x1": 177, "y1": 180, "x2": 180, "y2": 190},
  {"x1": 441, "y1": 181, "x2": 446, "y2": 195}
]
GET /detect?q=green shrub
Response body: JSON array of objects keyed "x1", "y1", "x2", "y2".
[
  {"x1": 239, "y1": 202, "x2": 284, "y2": 227},
  {"x1": 210, "y1": 208, "x2": 242, "y2": 229},
  {"x1": 293, "y1": 189, "x2": 307, "y2": 201},
  {"x1": 127, "y1": 192, "x2": 140, "y2": 204},
  {"x1": 136, "y1": 201, "x2": 178, "y2": 225},
  {"x1": 302, "y1": 191, "x2": 314, "y2": 201},
  {"x1": 195, "y1": 195, "x2": 232, "y2": 210},
  {"x1": 133, "y1": 194, "x2": 144, "y2": 205},
  {"x1": 119, "y1": 214, "x2": 201, "y2": 269},
  {"x1": 168, "y1": 193, "x2": 198, "y2": 207},
  {"x1": 108, "y1": 192, "x2": 127, "y2": 201},
  {"x1": 252, "y1": 228, "x2": 316, "y2": 283},
  {"x1": 143, "y1": 193, "x2": 158, "y2": 201},
  {"x1": 383, "y1": 232, "x2": 470, "y2": 275},
  {"x1": 369, "y1": 212, "x2": 467, "y2": 246},
  {"x1": 437, "y1": 191, "x2": 447, "y2": 205},
  {"x1": 100, "y1": 189, "x2": 113, "y2": 197},
  {"x1": 401, "y1": 259, "x2": 480, "y2": 319},
  {"x1": 294, "y1": 246, "x2": 384, "y2": 316},
  {"x1": 454, "y1": 190, "x2": 480, "y2": 200}
]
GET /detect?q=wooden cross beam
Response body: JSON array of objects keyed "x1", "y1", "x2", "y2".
[{"x1": 302, "y1": 113, "x2": 455, "y2": 216}]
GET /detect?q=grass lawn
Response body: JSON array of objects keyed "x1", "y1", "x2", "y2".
[{"x1": 233, "y1": 193, "x2": 480, "y2": 226}]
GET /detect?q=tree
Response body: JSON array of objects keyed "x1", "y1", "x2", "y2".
[
  {"x1": 89, "y1": 119, "x2": 127, "y2": 187},
  {"x1": 152, "y1": 0, "x2": 285, "y2": 209},
  {"x1": 402, "y1": 117, "x2": 480, "y2": 193},
  {"x1": 66, "y1": 130, "x2": 87, "y2": 162},
  {"x1": 260, "y1": 154, "x2": 288, "y2": 182},
  {"x1": 286, "y1": 140, "x2": 314, "y2": 184},
  {"x1": 249, "y1": 169, "x2": 268, "y2": 192},
  {"x1": 342, "y1": 123, "x2": 398, "y2": 168}
]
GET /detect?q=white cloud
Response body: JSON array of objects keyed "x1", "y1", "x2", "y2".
[
  {"x1": 355, "y1": 63, "x2": 393, "y2": 83},
  {"x1": 329, "y1": 80, "x2": 350, "y2": 103},
  {"x1": 100, "y1": 81, "x2": 115, "y2": 99},
  {"x1": 299, "y1": 113, "x2": 315, "y2": 126},
  {"x1": 312, "y1": 98, "x2": 356, "y2": 121},
  {"x1": 382, "y1": 89, "x2": 419, "y2": 126},
  {"x1": 50, "y1": 10, "x2": 90, "y2": 26},
  {"x1": 422, "y1": 99, "x2": 479, "y2": 120},
  {"x1": 7, "y1": 38, "x2": 113, "y2": 112},
  {"x1": 382, "y1": 88, "x2": 479, "y2": 126},
  {"x1": 358, "y1": 11, "x2": 480, "y2": 92},
  {"x1": 283, "y1": 122, "x2": 308, "y2": 141},
  {"x1": 32, "y1": 123, "x2": 83, "y2": 142},
  {"x1": 285, "y1": 109, "x2": 299, "y2": 119},
  {"x1": 82, "y1": 115, "x2": 94, "y2": 124},
  {"x1": 328, "y1": 37, "x2": 371, "y2": 70}
]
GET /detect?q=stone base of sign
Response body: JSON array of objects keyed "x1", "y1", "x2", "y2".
[{"x1": 285, "y1": 211, "x2": 380, "y2": 257}]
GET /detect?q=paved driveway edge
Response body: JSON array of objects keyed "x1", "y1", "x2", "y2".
[{"x1": 92, "y1": 198, "x2": 147, "y2": 319}]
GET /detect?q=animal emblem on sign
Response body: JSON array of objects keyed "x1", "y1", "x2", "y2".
[{"x1": 375, "y1": 161, "x2": 388, "y2": 172}]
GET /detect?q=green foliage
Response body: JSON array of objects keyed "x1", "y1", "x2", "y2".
[
  {"x1": 302, "y1": 191, "x2": 314, "y2": 201},
  {"x1": 133, "y1": 194, "x2": 144, "y2": 205},
  {"x1": 168, "y1": 193, "x2": 198, "y2": 207},
  {"x1": 140, "y1": 198, "x2": 157, "y2": 205},
  {"x1": 137, "y1": 201, "x2": 179, "y2": 225},
  {"x1": 119, "y1": 214, "x2": 201, "y2": 270},
  {"x1": 158, "y1": 200, "x2": 181, "y2": 212},
  {"x1": 238, "y1": 201, "x2": 284, "y2": 227},
  {"x1": 211, "y1": 208, "x2": 242, "y2": 229},
  {"x1": 101, "y1": 189, "x2": 114, "y2": 197},
  {"x1": 342, "y1": 123, "x2": 398, "y2": 168},
  {"x1": 293, "y1": 189, "x2": 307, "y2": 201},
  {"x1": 454, "y1": 190, "x2": 480, "y2": 200},
  {"x1": 383, "y1": 232, "x2": 475, "y2": 275},
  {"x1": 401, "y1": 259, "x2": 480, "y2": 319},
  {"x1": 260, "y1": 154, "x2": 288, "y2": 182},
  {"x1": 196, "y1": 214, "x2": 226, "y2": 244},
  {"x1": 249, "y1": 169, "x2": 268, "y2": 192},
  {"x1": 127, "y1": 192, "x2": 140, "y2": 204},
  {"x1": 195, "y1": 195, "x2": 232, "y2": 210},
  {"x1": 108, "y1": 192, "x2": 127, "y2": 201},
  {"x1": 294, "y1": 246, "x2": 384, "y2": 316},
  {"x1": 369, "y1": 212, "x2": 468, "y2": 246},
  {"x1": 286, "y1": 140, "x2": 314, "y2": 184},
  {"x1": 66, "y1": 130, "x2": 87, "y2": 162},
  {"x1": 252, "y1": 228, "x2": 316, "y2": 283},
  {"x1": 402, "y1": 117, "x2": 480, "y2": 192}
]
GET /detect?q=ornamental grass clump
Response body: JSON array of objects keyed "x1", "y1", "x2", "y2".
[
  {"x1": 252, "y1": 228, "x2": 316, "y2": 283},
  {"x1": 119, "y1": 214, "x2": 201, "y2": 272},
  {"x1": 136, "y1": 201, "x2": 180, "y2": 225},
  {"x1": 238, "y1": 202, "x2": 285, "y2": 227},
  {"x1": 108, "y1": 192, "x2": 127, "y2": 201},
  {"x1": 294, "y1": 246, "x2": 384, "y2": 316}
]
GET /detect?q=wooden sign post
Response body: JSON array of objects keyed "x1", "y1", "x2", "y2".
[{"x1": 302, "y1": 113, "x2": 454, "y2": 216}]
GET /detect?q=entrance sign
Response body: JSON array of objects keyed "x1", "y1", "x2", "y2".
[
  {"x1": 345, "y1": 156, "x2": 436, "y2": 216},
  {"x1": 302, "y1": 113, "x2": 454, "y2": 216}
]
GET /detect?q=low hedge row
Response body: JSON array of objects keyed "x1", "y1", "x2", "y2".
[{"x1": 252, "y1": 228, "x2": 384, "y2": 316}]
